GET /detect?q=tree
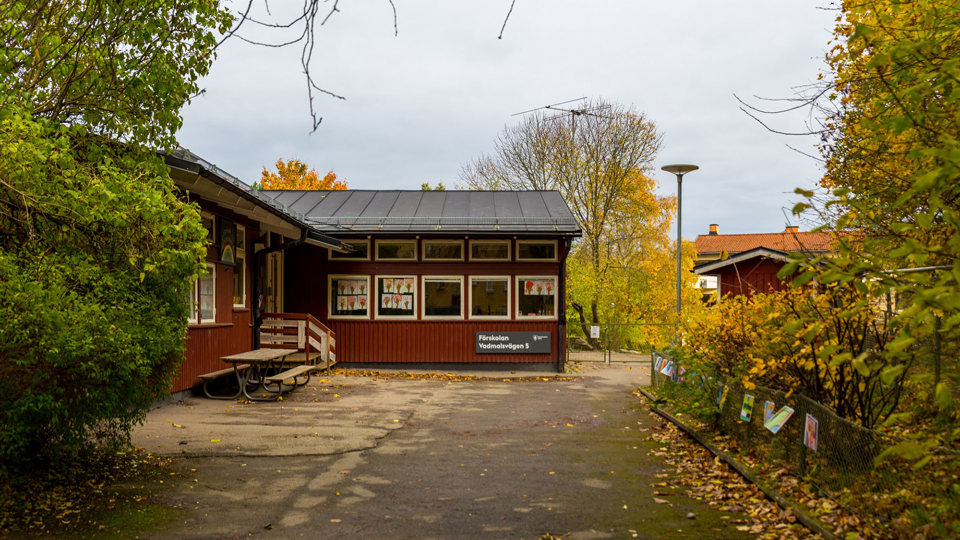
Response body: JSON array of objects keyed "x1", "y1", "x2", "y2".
[
  {"x1": 421, "y1": 182, "x2": 447, "y2": 191},
  {"x1": 0, "y1": 0, "x2": 227, "y2": 469},
  {"x1": 461, "y1": 98, "x2": 684, "y2": 348},
  {"x1": 256, "y1": 158, "x2": 347, "y2": 190},
  {"x1": 770, "y1": 0, "x2": 960, "y2": 463},
  {"x1": 797, "y1": 0, "x2": 960, "y2": 394}
]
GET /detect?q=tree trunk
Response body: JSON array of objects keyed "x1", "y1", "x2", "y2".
[{"x1": 571, "y1": 302, "x2": 600, "y2": 350}]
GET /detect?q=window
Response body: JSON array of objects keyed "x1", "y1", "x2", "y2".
[
  {"x1": 422, "y1": 276, "x2": 463, "y2": 319},
  {"x1": 376, "y1": 276, "x2": 417, "y2": 318},
  {"x1": 517, "y1": 240, "x2": 557, "y2": 261},
  {"x1": 469, "y1": 276, "x2": 510, "y2": 318},
  {"x1": 516, "y1": 276, "x2": 557, "y2": 319},
  {"x1": 423, "y1": 240, "x2": 463, "y2": 261},
  {"x1": 376, "y1": 240, "x2": 417, "y2": 261},
  {"x1": 233, "y1": 225, "x2": 246, "y2": 307},
  {"x1": 188, "y1": 263, "x2": 217, "y2": 324},
  {"x1": 331, "y1": 240, "x2": 370, "y2": 260},
  {"x1": 469, "y1": 240, "x2": 510, "y2": 261},
  {"x1": 329, "y1": 275, "x2": 370, "y2": 319},
  {"x1": 200, "y1": 212, "x2": 215, "y2": 245}
]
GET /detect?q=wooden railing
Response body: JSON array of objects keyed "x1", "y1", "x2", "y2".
[{"x1": 260, "y1": 312, "x2": 337, "y2": 371}]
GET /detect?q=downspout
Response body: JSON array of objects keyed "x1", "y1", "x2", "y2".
[
  {"x1": 557, "y1": 237, "x2": 569, "y2": 373},
  {"x1": 252, "y1": 228, "x2": 308, "y2": 349}
]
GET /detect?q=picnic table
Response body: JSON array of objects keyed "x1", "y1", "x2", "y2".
[{"x1": 212, "y1": 348, "x2": 318, "y2": 401}]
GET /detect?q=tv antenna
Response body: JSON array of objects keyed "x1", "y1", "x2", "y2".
[{"x1": 512, "y1": 97, "x2": 613, "y2": 131}]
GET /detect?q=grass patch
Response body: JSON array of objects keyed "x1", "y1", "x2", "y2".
[{"x1": 0, "y1": 447, "x2": 181, "y2": 537}]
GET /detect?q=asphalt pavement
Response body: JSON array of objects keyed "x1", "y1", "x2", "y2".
[{"x1": 129, "y1": 363, "x2": 754, "y2": 539}]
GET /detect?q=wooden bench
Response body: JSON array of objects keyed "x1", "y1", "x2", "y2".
[
  {"x1": 264, "y1": 364, "x2": 318, "y2": 387},
  {"x1": 199, "y1": 363, "x2": 250, "y2": 400}
]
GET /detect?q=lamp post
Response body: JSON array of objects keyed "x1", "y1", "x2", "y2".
[{"x1": 662, "y1": 164, "x2": 698, "y2": 345}]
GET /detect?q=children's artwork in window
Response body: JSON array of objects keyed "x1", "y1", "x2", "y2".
[
  {"x1": 330, "y1": 276, "x2": 369, "y2": 318},
  {"x1": 517, "y1": 276, "x2": 557, "y2": 318},
  {"x1": 377, "y1": 276, "x2": 416, "y2": 317}
]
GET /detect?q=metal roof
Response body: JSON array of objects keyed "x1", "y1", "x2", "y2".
[
  {"x1": 261, "y1": 190, "x2": 582, "y2": 235},
  {"x1": 164, "y1": 148, "x2": 349, "y2": 252}
]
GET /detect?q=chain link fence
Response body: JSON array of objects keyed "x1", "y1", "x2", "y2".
[
  {"x1": 565, "y1": 322, "x2": 666, "y2": 367},
  {"x1": 648, "y1": 349, "x2": 960, "y2": 537}
]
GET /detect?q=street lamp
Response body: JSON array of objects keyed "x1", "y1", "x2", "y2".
[{"x1": 662, "y1": 163, "x2": 698, "y2": 345}]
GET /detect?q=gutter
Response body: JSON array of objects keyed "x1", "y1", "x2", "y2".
[{"x1": 557, "y1": 237, "x2": 570, "y2": 373}]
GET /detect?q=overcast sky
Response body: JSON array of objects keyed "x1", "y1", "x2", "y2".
[{"x1": 177, "y1": 1, "x2": 836, "y2": 240}]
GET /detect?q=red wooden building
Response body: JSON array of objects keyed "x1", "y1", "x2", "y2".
[
  {"x1": 163, "y1": 150, "x2": 582, "y2": 394},
  {"x1": 265, "y1": 190, "x2": 582, "y2": 371},
  {"x1": 693, "y1": 247, "x2": 792, "y2": 298},
  {"x1": 164, "y1": 149, "x2": 348, "y2": 393},
  {"x1": 693, "y1": 224, "x2": 839, "y2": 299}
]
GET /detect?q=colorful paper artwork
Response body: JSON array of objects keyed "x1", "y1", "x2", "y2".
[
  {"x1": 804, "y1": 414, "x2": 819, "y2": 452},
  {"x1": 384, "y1": 279, "x2": 395, "y2": 293},
  {"x1": 763, "y1": 401, "x2": 776, "y2": 424},
  {"x1": 401, "y1": 294, "x2": 412, "y2": 310},
  {"x1": 654, "y1": 356, "x2": 664, "y2": 372},
  {"x1": 382, "y1": 294, "x2": 392, "y2": 309},
  {"x1": 763, "y1": 406, "x2": 795, "y2": 434},
  {"x1": 740, "y1": 394, "x2": 755, "y2": 422},
  {"x1": 717, "y1": 385, "x2": 729, "y2": 409}
]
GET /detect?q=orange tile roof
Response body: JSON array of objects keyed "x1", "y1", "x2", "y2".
[{"x1": 695, "y1": 230, "x2": 838, "y2": 256}]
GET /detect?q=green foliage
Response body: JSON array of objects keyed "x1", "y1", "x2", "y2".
[
  {"x1": 0, "y1": 0, "x2": 225, "y2": 470},
  {"x1": 682, "y1": 284, "x2": 911, "y2": 428},
  {"x1": 814, "y1": 0, "x2": 960, "y2": 408}
]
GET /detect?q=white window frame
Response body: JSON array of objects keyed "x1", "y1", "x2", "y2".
[
  {"x1": 188, "y1": 263, "x2": 217, "y2": 325},
  {"x1": 232, "y1": 225, "x2": 246, "y2": 308},
  {"x1": 516, "y1": 239, "x2": 558, "y2": 262},
  {"x1": 328, "y1": 274, "x2": 371, "y2": 320},
  {"x1": 421, "y1": 276, "x2": 465, "y2": 320},
  {"x1": 330, "y1": 239, "x2": 371, "y2": 261},
  {"x1": 468, "y1": 239, "x2": 511, "y2": 262},
  {"x1": 515, "y1": 275, "x2": 558, "y2": 320},
  {"x1": 468, "y1": 275, "x2": 511, "y2": 320},
  {"x1": 375, "y1": 239, "x2": 418, "y2": 261},
  {"x1": 422, "y1": 239, "x2": 464, "y2": 262},
  {"x1": 375, "y1": 275, "x2": 418, "y2": 320}
]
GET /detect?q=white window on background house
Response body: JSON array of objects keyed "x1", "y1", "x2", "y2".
[
  {"x1": 233, "y1": 225, "x2": 246, "y2": 307},
  {"x1": 422, "y1": 276, "x2": 463, "y2": 319},
  {"x1": 469, "y1": 276, "x2": 510, "y2": 319},
  {"x1": 516, "y1": 276, "x2": 558, "y2": 319},
  {"x1": 188, "y1": 263, "x2": 217, "y2": 324}
]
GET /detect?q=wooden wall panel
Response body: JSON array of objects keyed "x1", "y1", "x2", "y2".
[
  {"x1": 329, "y1": 320, "x2": 559, "y2": 365},
  {"x1": 172, "y1": 309, "x2": 253, "y2": 393}
]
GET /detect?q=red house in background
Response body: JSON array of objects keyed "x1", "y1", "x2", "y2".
[{"x1": 693, "y1": 224, "x2": 837, "y2": 298}]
